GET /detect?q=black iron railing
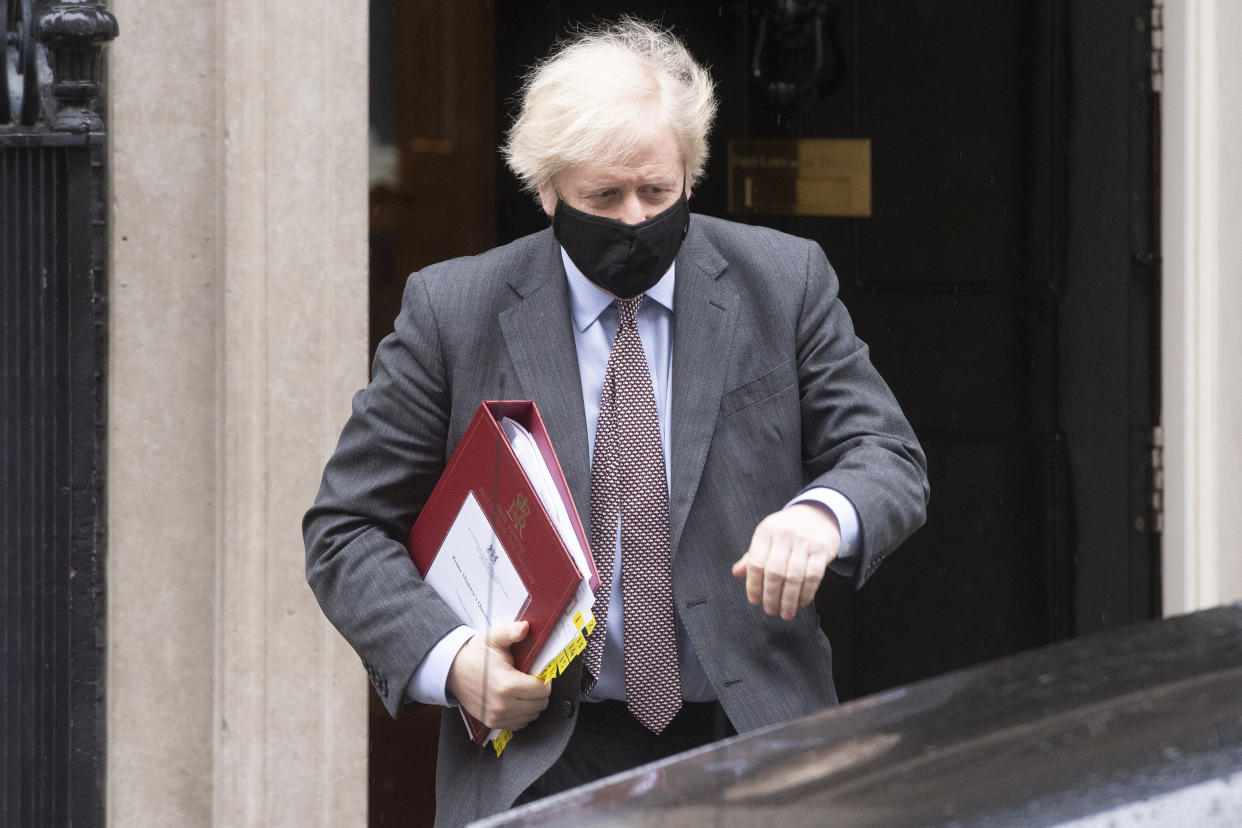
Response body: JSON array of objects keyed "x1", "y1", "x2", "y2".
[{"x1": 2, "y1": 1, "x2": 116, "y2": 824}]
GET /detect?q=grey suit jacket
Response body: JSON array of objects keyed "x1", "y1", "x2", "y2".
[{"x1": 304, "y1": 214, "x2": 929, "y2": 826}]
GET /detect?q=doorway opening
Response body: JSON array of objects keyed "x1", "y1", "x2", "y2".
[{"x1": 366, "y1": 3, "x2": 1160, "y2": 824}]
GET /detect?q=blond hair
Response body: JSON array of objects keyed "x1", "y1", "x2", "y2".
[{"x1": 503, "y1": 18, "x2": 718, "y2": 195}]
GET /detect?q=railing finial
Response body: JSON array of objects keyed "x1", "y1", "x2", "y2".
[{"x1": 34, "y1": 1, "x2": 120, "y2": 133}]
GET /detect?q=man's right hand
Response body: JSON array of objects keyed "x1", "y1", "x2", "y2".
[{"x1": 445, "y1": 620, "x2": 552, "y2": 731}]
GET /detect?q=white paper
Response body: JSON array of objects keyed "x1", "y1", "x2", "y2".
[
  {"x1": 423, "y1": 491, "x2": 530, "y2": 632},
  {"x1": 500, "y1": 417, "x2": 596, "y2": 675},
  {"x1": 500, "y1": 417, "x2": 594, "y2": 596}
]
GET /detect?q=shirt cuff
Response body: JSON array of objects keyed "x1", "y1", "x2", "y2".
[
  {"x1": 404, "y1": 625, "x2": 474, "y2": 707},
  {"x1": 789, "y1": 487, "x2": 861, "y2": 570}
]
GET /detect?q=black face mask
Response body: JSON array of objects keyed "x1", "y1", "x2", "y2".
[{"x1": 552, "y1": 192, "x2": 690, "y2": 298}]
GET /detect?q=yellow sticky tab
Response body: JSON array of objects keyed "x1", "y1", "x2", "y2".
[
  {"x1": 572, "y1": 633, "x2": 587, "y2": 656},
  {"x1": 492, "y1": 729, "x2": 512, "y2": 757},
  {"x1": 556, "y1": 651, "x2": 570, "y2": 673},
  {"x1": 585, "y1": 615, "x2": 597, "y2": 636},
  {"x1": 541, "y1": 660, "x2": 558, "y2": 682},
  {"x1": 572, "y1": 610, "x2": 585, "y2": 629}
]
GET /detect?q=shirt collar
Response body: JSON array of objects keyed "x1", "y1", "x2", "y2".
[{"x1": 561, "y1": 247, "x2": 676, "y2": 333}]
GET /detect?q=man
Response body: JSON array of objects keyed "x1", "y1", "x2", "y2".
[{"x1": 304, "y1": 19, "x2": 928, "y2": 827}]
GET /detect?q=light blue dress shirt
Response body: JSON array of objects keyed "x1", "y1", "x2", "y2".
[{"x1": 406, "y1": 251, "x2": 860, "y2": 706}]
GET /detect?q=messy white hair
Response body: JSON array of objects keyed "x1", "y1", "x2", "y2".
[{"x1": 503, "y1": 18, "x2": 718, "y2": 196}]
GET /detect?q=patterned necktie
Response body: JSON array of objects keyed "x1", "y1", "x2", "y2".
[{"x1": 583, "y1": 295, "x2": 683, "y2": 733}]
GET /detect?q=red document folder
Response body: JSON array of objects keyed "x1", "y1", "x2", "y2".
[{"x1": 406, "y1": 400, "x2": 597, "y2": 745}]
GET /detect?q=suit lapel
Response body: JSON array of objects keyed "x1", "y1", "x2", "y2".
[
  {"x1": 669, "y1": 222, "x2": 736, "y2": 557},
  {"x1": 499, "y1": 234, "x2": 592, "y2": 526},
  {"x1": 498, "y1": 223, "x2": 736, "y2": 556}
]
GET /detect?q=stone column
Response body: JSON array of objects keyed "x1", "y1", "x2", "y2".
[
  {"x1": 107, "y1": 1, "x2": 369, "y2": 824},
  {"x1": 1162, "y1": 0, "x2": 1242, "y2": 614}
]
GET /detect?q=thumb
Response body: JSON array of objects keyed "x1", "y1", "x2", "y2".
[
  {"x1": 487, "y1": 620, "x2": 530, "y2": 651},
  {"x1": 731, "y1": 553, "x2": 749, "y2": 578}
]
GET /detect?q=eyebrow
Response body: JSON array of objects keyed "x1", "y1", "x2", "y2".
[{"x1": 578, "y1": 173, "x2": 678, "y2": 193}]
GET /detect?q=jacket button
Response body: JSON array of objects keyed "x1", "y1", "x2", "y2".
[{"x1": 559, "y1": 699, "x2": 575, "y2": 718}]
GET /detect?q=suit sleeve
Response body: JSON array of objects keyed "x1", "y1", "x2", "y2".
[
  {"x1": 303, "y1": 271, "x2": 464, "y2": 717},
  {"x1": 794, "y1": 240, "x2": 930, "y2": 586}
]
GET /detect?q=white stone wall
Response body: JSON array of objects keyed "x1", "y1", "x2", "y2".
[
  {"x1": 1161, "y1": 0, "x2": 1242, "y2": 613},
  {"x1": 107, "y1": 1, "x2": 370, "y2": 824}
]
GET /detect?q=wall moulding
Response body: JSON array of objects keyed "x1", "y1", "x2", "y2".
[
  {"x1": 107, "y1": 0, "x2": 370, "y2": 824},
  {"x1": 1161, "y1": 0, "x2": 1242, "y2": 615}
]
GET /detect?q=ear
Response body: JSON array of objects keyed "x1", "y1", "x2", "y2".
[{"x1": 537, "y1": 182, "x2": 558, "y2": 217}]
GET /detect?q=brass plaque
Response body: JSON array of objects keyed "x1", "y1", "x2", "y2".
[{"x1": 728, "y1": 138, "x2": 871, "y2": 217}]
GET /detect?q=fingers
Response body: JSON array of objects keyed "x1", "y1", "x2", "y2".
[
  {"x1": 481, "y1": 668, "x2": 551, "y2": 731},
  {"x1": 744, "y1": 534, "x2": 770, "y2": 608},
  {"x1": 761, "y1": 537, "x2": 793, "y2": 618},
  {"x1": 775, "y1": 539, "x2": 805, "y2": 620},
  {"x1": 796, "y1": 551, "x2": 828, "y2": 609}
]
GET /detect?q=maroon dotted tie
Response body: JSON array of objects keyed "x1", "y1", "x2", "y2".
[{"x1": 583, "y1": 295, "x2": 682, "y2": 733}]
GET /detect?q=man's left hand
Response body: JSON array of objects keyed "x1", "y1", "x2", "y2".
[{"x1": 731, "y1": 503, "x2": 841, "y2": 620}]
